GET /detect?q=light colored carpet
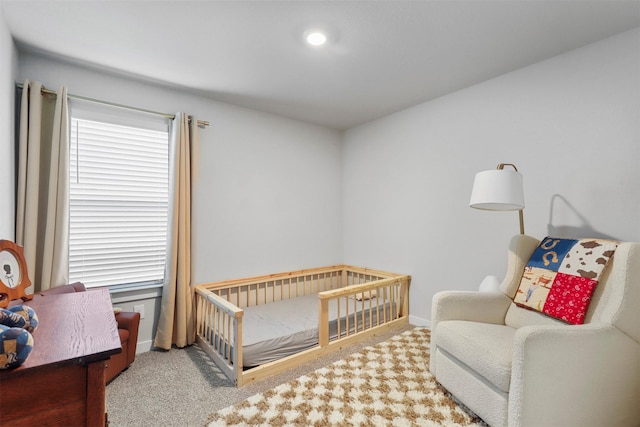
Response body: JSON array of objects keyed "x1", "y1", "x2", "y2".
[
  {"x1": 106, "y1": 341, "x2": 235, "y2": 426},
  {"x1": 106, "y1": 325, "x2": 484, "y2": 426},
  {"x1": 107, "y1": 324, "x2": 414, "y2": 426},
  {"x1": 207, "y1": 328, "x2": 485, "y2": 427}
]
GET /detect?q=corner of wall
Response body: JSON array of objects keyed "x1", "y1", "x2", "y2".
[
  {"x1": 0, "y1": 6, "x2": 17, "y2": 240},
  {"x1": 409, "y1": 315, "x2": 430, "y2": 328}
]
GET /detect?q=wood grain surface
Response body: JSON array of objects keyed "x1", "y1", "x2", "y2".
[{"x1": 0, "y1": 288, "x2": 121, "y2": 426}]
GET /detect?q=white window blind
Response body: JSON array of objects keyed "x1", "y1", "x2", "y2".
[{"x1": 69, "y1": 113, "x2": 170, "y2": 288}]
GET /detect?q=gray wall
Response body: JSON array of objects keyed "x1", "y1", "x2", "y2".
[
  {"x1": 16, "y1": 53, "x2": 343, "y2": 352},
  {"x1": 342, "y1": 28, "x2": 640, "y2": 326},
  {"x1": 3, "y1": 22, "x2": 639, "y2": 347}
]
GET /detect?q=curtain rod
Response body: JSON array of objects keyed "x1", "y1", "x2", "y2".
[{"x1": 16, "y1": 83, "x2": 210, "y2": 127}]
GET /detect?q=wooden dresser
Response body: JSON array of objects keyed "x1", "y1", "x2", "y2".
[{"x1": 0, "y1": 289, "x2": 121, "y2": 426}]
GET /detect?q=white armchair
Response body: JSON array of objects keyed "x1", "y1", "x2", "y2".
[{"x1": 431, "y1": 234, "x2": 640, "y2": 427}]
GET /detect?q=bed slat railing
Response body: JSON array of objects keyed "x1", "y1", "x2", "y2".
[
  {"x1": 317, "y1": 274, "x2": 409, "y2": 347},
  {"x1": 198, "y1": 266, "x2": 347, "y2": 309},
  {"x1": 194, "y1": 265, "x2": 410, "y2": 386},
  {"x1": 195, "y1": 288, "x2": 243, "y2": 383}
]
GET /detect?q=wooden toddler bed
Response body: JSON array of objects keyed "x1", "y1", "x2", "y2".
[{"x1": 194, "y1": 265, "x2": 410, "y2": 386}]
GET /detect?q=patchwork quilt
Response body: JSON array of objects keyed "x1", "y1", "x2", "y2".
[{"x1": 514, "y1": 236, "x2": 618, "y2": 324}]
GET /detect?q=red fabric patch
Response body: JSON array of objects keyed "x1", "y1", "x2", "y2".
[{"x1": 542, "y1": 273, "x2": 598, "y2": 325}]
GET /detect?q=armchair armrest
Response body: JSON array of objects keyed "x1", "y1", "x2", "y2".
[
  {"x1": 510, "y1": 323, "x2": 640, "y2": 427},
  {"x1": 430, "y1": 291, "x2": 512, "y2": 374},
  {"x1": 115, "y1": 311, "x2": 141, "y2": 363},
  {"x1": 38, "y1": 282, "x2": 87, "y2": 296},
  {"x1": 431, "y1": 290, "x2": 512, "y2": 328},
  {"x1": 115, "y1": 311, "x2": 140, "y2": 331}
]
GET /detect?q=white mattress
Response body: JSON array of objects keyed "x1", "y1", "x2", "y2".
[{"x1": 241, "y1": 293, "x2": 395, "y2": 367}]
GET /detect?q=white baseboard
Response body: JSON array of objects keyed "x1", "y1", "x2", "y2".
[
  {"x1": 136, "y1": 339, "x2": 153, "y2": 354},
  {"x1": 409, "y1": 315, "x2": 430, "y2": 328}
]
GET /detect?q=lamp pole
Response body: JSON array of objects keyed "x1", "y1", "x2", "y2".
[{"x1": 496, "y1": 163, "x2": 525, "y2": 235}]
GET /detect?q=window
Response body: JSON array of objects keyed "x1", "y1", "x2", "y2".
[{"x1": 69, "y1": 101, "x2": 170, "y2": 288}]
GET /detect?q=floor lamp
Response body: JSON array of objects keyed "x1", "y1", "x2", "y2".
[{"x1": 469, "y1": 163, "x2": 525, "y2": 234}]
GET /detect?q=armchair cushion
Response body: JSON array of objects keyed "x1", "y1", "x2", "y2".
[
  {"x1": 430, "y1": 291, "x2": 512, "y2": 375},
  {"x1": 513, "y1": 237, "x2": 617, "y2": 324},
  {"x1": 434, "y1": 320, "x2": 516, "y2": 392}
]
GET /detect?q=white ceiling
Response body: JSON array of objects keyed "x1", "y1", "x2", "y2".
[{"x1": 2, "y1": 0, "x2": 639, "y2": 130}]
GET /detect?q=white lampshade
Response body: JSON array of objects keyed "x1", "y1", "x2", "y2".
[{"x1": 469, "y1": 169, "x2": 524, "y2": 211}]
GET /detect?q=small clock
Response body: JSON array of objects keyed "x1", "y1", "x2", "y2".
[{"x1": 0, "y1": 240, "x2": 33, "y2": 308}]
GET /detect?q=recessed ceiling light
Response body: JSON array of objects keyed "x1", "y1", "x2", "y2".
[{"x1": 306, "y1": 31, "x2": 327, "y2": 46}]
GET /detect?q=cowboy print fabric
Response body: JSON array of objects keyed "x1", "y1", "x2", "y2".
[{"x1": 514, "y1": 236, "x2": 618, "y2": 325}]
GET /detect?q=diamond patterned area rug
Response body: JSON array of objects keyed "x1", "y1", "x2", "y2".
[{"x1": 207, "y1": 328, "x2": 486, "y2": 426}]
